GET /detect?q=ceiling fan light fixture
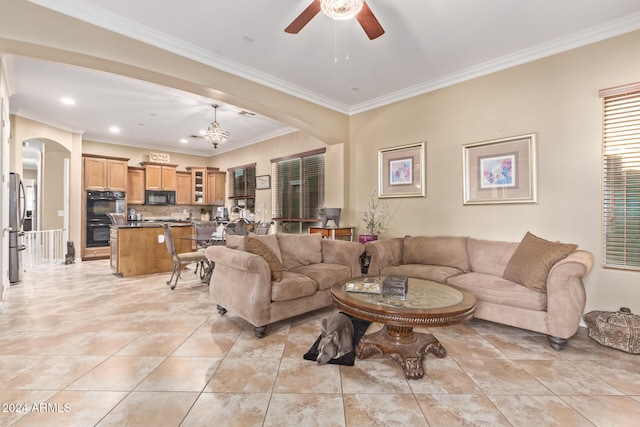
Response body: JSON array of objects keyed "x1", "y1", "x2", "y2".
[
  {"x1": 204, "y1": 105, "x2": 230, "y2": 149},
  {"x1": 320, "y1": 0, "x2": 364, "y2": 20}
]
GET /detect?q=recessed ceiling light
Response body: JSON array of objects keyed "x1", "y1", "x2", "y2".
[
  {"x1": 179, "y1": 139, "x2": 188, "y2": 144},
  {"x1": 199, "y1": 130, "x2": 206, "y2": 136},
  {"x1": 109, "y1": 126, "x2": 121, "y2": 134},
  {"x1": 242, "y1": 35, "x2": 255, "y2": 43},
  {"x1": 60, "y1": 97, "x2": 76, "y2": 105}
]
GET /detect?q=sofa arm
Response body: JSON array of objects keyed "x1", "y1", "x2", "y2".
[
  {"x1": 321, "y1": 239, "x2": 366, "y2": 277},
  {"x1": 204, "y1": 246, "x2": 273, "y2": 327},
  {"x1": 545, "y1": 250, "x2": 595, "y2": 339},
  {"x1": 364, "y1": 238, "x2": 404, "y2": 276}
]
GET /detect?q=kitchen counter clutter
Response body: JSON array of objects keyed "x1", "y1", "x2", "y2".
[
  {"x1": 111, "y1": 220, "x2": 192, "y2": 229},
  {"x1": 110, "y1": 223, "x2": 193, "y2": 277}
]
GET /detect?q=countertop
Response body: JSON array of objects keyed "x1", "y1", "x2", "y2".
[{"x1": 111, "y1": 221, "x2": 192, "y2": 229}]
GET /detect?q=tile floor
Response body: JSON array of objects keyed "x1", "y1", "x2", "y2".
[{"x1": 1, "y1": 260, "x2": 639, "y2": 426}]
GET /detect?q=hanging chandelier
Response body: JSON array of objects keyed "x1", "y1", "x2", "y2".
[
  {"x1": 320, "y1": 0, "x2": 364, "y2": 20},
  {"x1": 204, "y1": 104, "x2": 229, "y2": 149}
]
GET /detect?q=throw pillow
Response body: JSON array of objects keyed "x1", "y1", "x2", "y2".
[
  {"x1": 503, "y1": 232, "x2": 577, "y2": 292},
  {"x1": 277, "y1": 233, "x2": 323, "y2": 270},
  {"x1": 245, "y1": 235, "x2": 283, "y2": 282}
]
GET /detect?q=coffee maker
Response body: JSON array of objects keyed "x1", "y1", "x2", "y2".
[{"x1": 216, "y1": 207, "x2": 229, "y2": 220}]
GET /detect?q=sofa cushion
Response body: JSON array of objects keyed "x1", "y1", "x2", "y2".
[
  {"x1": 290, "y1": 263, "x2": 352, "y2": 291},
  {"x1": 503, "y1": 232, "x2": 577, "y2": 293},
  {"x1": 245, "y1": 235, "x2": 283, "y2": 282},
  {"x1": 381, "y1": 264, "x2": 463, "y2": 283},
  {"x1": 277, "y1": 233, "x2": 323, "y2": 271},
  {"x1": 271, "y1": 271, "x2": 318, "y2": 302},
  {"x1": 467, "y1": 238, "x2": 519, "y2": 276},
  {"x1": 225, "y1": 234, "x2": 246, "y2": 251},
  {"x1": 447, "y1": 272, "x2": 547, "y2": 311},
  {"x1": 402, "y1": 236, "x2": 470, "y2": 272}
]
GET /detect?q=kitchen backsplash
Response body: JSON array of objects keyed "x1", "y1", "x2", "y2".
[{"x1": 127, "y1": 205, "x2": 217, "y2": 221}]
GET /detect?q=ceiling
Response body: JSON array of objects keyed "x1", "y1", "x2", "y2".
[{"x1": 7, "y1": 0, "x2": 640, "y2": 156}]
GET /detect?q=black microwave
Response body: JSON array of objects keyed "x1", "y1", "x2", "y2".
[{"x1": 145, "y1": 190, "x2": 176, "y2": 205}]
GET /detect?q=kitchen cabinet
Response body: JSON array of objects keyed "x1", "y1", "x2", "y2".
[
  {"x1": 141, "y1": 162, "x2": 177, "y2": 191},
  {"x1": 187, "y1": 167, "x2": 226, "y2": 205},
  {"x1": 83, "y1": 155, "x2": 128, "y2": 191},
  {"x1": 110, "y1": 227, "x2": 118, "y2": 271},
  {"x1": 110, "y1": 224, "x2": 192, "y2": 277},
  {"x1": 206, "y1": 169, "x2": 226, "y2": 205},
  {"x1": 127, "y1": 167, "x2": 145, "y2": 204},
  {"x1": 186, "y1": 167, "x2": 206, "y2": 205},
  {"x1": 176, "y1": 171, "x2": 192, "y2": 205}
]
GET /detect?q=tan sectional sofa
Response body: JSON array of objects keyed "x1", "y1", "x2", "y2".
[
  {"x1": 365, "y1": 233, "x2": 595, "y2": 349},
  {"x1": 205, "y1": 233, "x2": 365, "y2": 337}
]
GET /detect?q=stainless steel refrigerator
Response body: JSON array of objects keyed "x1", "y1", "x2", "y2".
[{"x1": 9, "y1": 172, "x2": 26, "y2": 284}]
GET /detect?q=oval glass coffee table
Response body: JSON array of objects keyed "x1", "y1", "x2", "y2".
[{"x1": 331, "y1": 277, "x2": 476, "y2": 379}]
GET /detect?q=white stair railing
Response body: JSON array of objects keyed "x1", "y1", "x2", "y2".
[{"x1": 22, "y1": 229, "x2": 67, "y2": 270}]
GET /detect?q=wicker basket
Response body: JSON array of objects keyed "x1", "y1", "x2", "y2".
[{"x1": 583, "y1": 307, "x2": 640, "y2": 354}]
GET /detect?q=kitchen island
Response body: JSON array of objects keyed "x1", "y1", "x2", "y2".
[{"x1": 110, "y1": 222, "x2": 193, "y2": 277}]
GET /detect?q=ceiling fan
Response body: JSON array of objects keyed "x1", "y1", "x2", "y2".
[{"x1": 285, "y1": 0, "x2": 385, "y2": 40}]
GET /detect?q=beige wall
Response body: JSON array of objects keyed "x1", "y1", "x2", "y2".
[
  {"x1": 82, "y1": 140, "x2": 212, "y2": 171},
  {"x1": 348, "y1": 30, "x2": 640, "y2": 315},
  {"x1": 9, "y1": 116, "x2": 81, "y2": 246},
  {"x1": 209, "y1": 131, "x2": 342, "y2": 217},
  {"x1": 41, "y1": 148, "x2": 66, "y2": 230}
]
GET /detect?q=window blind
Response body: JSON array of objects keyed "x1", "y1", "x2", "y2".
[
  {"x1": 271, "y1": 149, "x2": 325, "y2": 223},
  {"x1": 229, "y1": 163, "x2": 256, "y2": 198},
  {"x1": 601, "y1": 84, "x2": 640, "y2": 270}
]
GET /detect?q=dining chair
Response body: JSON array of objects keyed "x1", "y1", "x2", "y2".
[
  {"x1": 162, "y1": 223, "x2": 208, "y2": 290},
  {"x1": 106, "y1": 212, "x2": 127, "y2": 225},
  {"x1": 254, "y1": 221, "x2": 274, "y2": 235},
  {"x1": 193, "y1": 220, "x2": 218, "y2": 249}
]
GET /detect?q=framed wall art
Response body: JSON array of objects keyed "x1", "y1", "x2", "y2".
[
  {"x1": 256, "y1": 174, "x2": 271, "y2": 190},
  {"x1": 463, "y1": 133, "x2": 537, "y2": 205},
  {"x1": 378, "y1": 141, "x2": 426, "y2": 198}
]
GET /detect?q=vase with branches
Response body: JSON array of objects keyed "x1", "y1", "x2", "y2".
[{"x1": 362, "y1": 192, "x2": 390, "y2": 237}]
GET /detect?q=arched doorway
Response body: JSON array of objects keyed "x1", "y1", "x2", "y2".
[{"x1": 20, "y1": 137, "x2": 70, "y2": 269}]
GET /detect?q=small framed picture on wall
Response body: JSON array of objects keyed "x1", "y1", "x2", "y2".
[
  {"x1": 378, "y1": 141, "x2": 426, "y2": 198},
  {"x1": 463, "y1": 133, "x2": 537, "y2": 204},
  {"x1": 256, "y1": 175, "x2": 271, "y2": 190}
]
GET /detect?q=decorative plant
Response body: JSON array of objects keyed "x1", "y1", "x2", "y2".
[{"x1": 362, "y1": 192, "x2": 390, "y2": 236}]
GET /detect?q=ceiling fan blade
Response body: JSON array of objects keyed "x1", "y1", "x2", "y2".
[
  {"x1": 356, "y1": 1, "x2": 385, "y2": 40},
  {"x1": 285, "y1": 0, "x2": 322, "y2": 34}
]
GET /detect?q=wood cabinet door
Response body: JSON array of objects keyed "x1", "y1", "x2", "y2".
[
  {"x1": 161, "y1": 166, "x2": 177, "y2": 190},
  {"x1": 145, "y1": 165, "x2": 162, "y2": 189},
  {"x1": 107, "y1": 160, "x2": 127, "y2": 191},
  {"x1": 206, "y1": 171, "x2": 226, "y2": 205},
  {"x1": 127, "y1": 168, "x2": 145, "y2": 204},
  {"x1": 190, "y1": 168, "x2": 206, "y2": 204},
  {"x1": 84, "y1": 157, "x2": 107, "y2": 190},
  {"x1": 176, "y1": 172, "x2": 192, "y2": 204}
]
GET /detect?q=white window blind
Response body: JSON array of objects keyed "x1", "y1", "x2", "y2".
[
  {"x1": 271, "y1": 149, "x2": 325, "y2": 229},
  {"x1": 601, "y1": 82, "x2": 640, "y2": 270}
]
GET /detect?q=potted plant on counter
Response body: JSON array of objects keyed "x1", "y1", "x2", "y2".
[{"x1": 360, "y1": 192, "x2": 390, "y2": 244}]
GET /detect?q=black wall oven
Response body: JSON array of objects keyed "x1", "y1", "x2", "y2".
[{"x1": 86, "y1": 191, "x2": 125, "y2": 247}]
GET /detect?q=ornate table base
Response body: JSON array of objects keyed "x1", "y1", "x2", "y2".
[{"x1": 355, "y1": 325, "x2": 447, "y2": 379}]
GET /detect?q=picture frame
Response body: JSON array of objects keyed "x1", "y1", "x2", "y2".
[
  {"x1": 378, "y1": 142, "x2": 426, "y2": 198},
  {"x1": 463, "y1": 133, "x2": 537, "y2": 205},
  {"x1": 256, "y1": 174, "x2": 271, "y2": 190}
]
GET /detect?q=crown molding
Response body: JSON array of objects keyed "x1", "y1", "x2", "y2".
[
  {"x1": 27, "y1": 1, "x2": 640, "y2": 117},
  {"x1": 349, "y1": 11, "x2": 640, "y2": 114},
  {"x1": 27, "y1": 0, "x2": 352, "y2": 114}
]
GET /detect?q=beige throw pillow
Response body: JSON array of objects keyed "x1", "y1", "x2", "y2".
[
  {"x1": 245, "y1": 235, "x2": 283, "y2": 282},
  {"x1": 503, "y1": 232, "x2": 577, "y2": 292}
]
